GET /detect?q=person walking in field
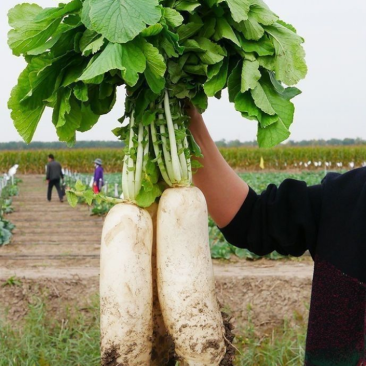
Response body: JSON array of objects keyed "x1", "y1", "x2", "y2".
[
  {"x1": 187, "y1": 105, "x2": 366, "y2": 366},
  {"x1": 93, "y1": 158, "x2": 104, "y2": 193},
  {"x1": 46, "y1": 154, "x2": 64, "y2": 202}
]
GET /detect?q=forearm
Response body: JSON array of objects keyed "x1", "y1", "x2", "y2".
[{"x1": 188, "y1": 109, "x2": 249, "y2": 228}]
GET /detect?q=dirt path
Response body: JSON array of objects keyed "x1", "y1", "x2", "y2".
[{"x1": 0, "y1": 175, "x2": 314, "y2": 330}]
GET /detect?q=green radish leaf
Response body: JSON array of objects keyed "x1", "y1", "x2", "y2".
[
  {"x1": 277, "y1": 20, "x2": 298, "y2": 33},
  {"x1": 205, "y1": 0, "x2": 219, "y2": 7},
  {"x1": 88, "y1": 0, "x2": 161, "y2": 44},
  {"x1": 182, "y1": 39, "x2": 206, "y2": 53},
  {"x1": 66, "y1": 191, "x2": 78, "y2": 207},
  {"x1": 177, "y1": 18, "x2": 203, "y2": 42},
  {"x1": 161, "y1": 37, "x2": 179, "y2": 58},
  {"x1": 198, "y1": 18, "x2": 216, "y2": 38},
  {"x1": 168, "y1": 61, "x2": 186, "y2": 83},
  {"x1": 195, "y1": 37, "x2": 226, "y2": 65},
  {"x1": 163, "y1": 8, "x2": 184, "y2": 28},
  {"x1": 214, "y1": 17, "x2": 240, "y2": 46},
  {"x1": 207, "y1": 61, "x2": 223, "y2": 79},
  {"x1": 27, "y1": 23, "x2": 74, "y2": 56},
  {"x1": 204, "y1": 59, "x2": 229, "y2": 97},
  {"x1": 191, "y1": 88, "x2": 208, "y2": 112},
  {"x1": 241, "y1": 60, "x2": 261, "y2": 92},
  {"x1": 79, "y1": 41, "x2": 146, "y2": 87},
  {"x1": 52, "y1": 88, "x2": 72, "y2": 128},
  {"x1": 239, "y1": 14, "x2": 265, "y2": 41},
  {"x1": 251, "y1": 82, "x2": 276, "y2": 115},
  {"x1": 257, "y1": 119, "x2": 290, "y2": 148},
  {"x1": 81, "y1": 0, "x2": 92, "y2": 29},
  {"x1": 264, "y1": 23, "x2": 307, "y2": 85},
  {"x1": 141, "y1": 24, "x2": 163, "y2": 37},
  {"x1": 227, "y1": 61, "x2": 242, "y2": 103},
  {"x1": 187, "y1": 131, "x2": 203, "y2": 158},
  {"x1": 249, "y1": 0, "x2": 278, "y2": 26},
  {"x1": 8, "y1": 4, "x2": 61, "y2": 56},
  {"x1": 162, "y1": 26, "x2": 184, "y2": 57},
  {"x1": 252, "y1": 72, "x2": 295, "y2": 131},
  {"x1": 8, "y1": 55, "x2": 62, "y2": 143},
  {"x1": 82, "y1": 35, "x2": 104, "y2": 56},
  {"x1": 136, "y1": 181, "x2": 162, "y2": 208},
  {"x1": 184, "y1": 64, "x2": 207, "y2": 76},
  {"x1": 140, "y1": 40, "x2": 166, "y2": 94},
  {"x1": 34, "y1": 0, "x2": 82, "y2": 22},
  {"x1": 268, "y1": 71, "x2": 301, "y2": 100},
  {"x1": 175, "y1": 1, "x2": 201, "y2": 12},
  {"x1": 235, "y1": 91, "x2": 278, "y2": 126},
  {"x1": 54, "y1": 97, "x2": 82, "y2": 143},
  {"x1": 88, "y1": 85, "x2": 116, "y2": 115},
  {"x1": 78, "y1": 104, "x2": 100, "y2": 132},
  {"x1": 73, "y1": 83, "x2": 89, "y2": 102},
  {"x1": 134, "y1": 89, "x2": 158, "y2": 120},
  {"x1": 79, "y1": 30, "x2": 99, "y2": 52},
  {"x1": 239, "y1": 35, "x2": 274, "y2": 56},
  {"x1": 258, "y1": 55, "x2": 275, "y2": 71},
  {"x1": 225, "y1": 0, "x2": 250, "y2": 23},
  {"x1": 61, "y1": 60, "x2": 89, "y2": 87},
  {"x1": 142, "y1": 110, "x2": 156, "y2": 126}
]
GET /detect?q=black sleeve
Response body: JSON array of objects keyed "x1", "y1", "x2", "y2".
[
  {"x1": 220, "y1": 179, "x2": 323, "y2": 257},
  {"x1": 60, "y1": 165, "x2": 64, "y2": 179},
  {"x1": 46, "y1": 163, "x2": 50, "y2": 180}
]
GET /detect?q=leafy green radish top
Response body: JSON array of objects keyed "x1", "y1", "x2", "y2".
[{"x1": 8, "y1": 0, "x2": 307, "y2": 207}]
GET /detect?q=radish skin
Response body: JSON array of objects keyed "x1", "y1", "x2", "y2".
[
  {"x1": 100, "y1": 203, "x2": 153, "y2": 365},
  {"x1": 157, "y1": 187, "x2": 226, "y2": 365}
]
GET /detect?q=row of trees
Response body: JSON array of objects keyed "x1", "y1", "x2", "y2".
[
  {"x1": 216, "y1": 138, "x2": 366, "y2": 148},
  {"x1": 1, "y1": 138, "x2": 366, "y2": 150},
  {"x1": 0, "y1": 141, "x2": 124, "y2": 150}
]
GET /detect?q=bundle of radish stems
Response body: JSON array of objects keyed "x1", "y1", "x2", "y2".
[{"x1": 101, "y1": 91, "x2": 227, "y2": 365}]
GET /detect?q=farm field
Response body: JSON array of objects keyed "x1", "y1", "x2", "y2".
[
  {"x1": 0, "y1": 171, "x2": 325, "y2": 365},
  {"x1": 0, "y1": 145, "x2": 365, "y2": 173}
]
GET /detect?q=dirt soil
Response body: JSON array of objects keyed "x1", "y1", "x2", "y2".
[{"x1": 0, "y1": 175, "x2": 314, "y2": 333}]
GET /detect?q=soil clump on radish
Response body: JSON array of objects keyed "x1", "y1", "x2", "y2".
[
  {"x1": 101, "y1": 346, "x2": 121, "y2": 366},
  {"x1": 220, "y1": 311, "x2": 236, "y2": 366}
]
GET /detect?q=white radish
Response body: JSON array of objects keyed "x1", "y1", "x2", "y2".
[
  {"x1": 157, "y1": 187, "x2": 226, "y2": 365},
  {"x1": 100, "y1": 203, "x2": 153, "y2": 366}
]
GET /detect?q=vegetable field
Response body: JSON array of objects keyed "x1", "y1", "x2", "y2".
[{"x1": 0, "y1": 146, "x2": 364, "y2": 174}]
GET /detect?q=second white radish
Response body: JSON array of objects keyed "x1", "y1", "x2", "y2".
[{"x1": 157, "y1": 187, "x2": 226, "y2": 366}]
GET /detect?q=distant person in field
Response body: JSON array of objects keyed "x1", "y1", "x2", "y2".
[
  {"x1": 93, "y1": 158, "x2": 104, "y2": 193},
  {"x1": 187, "y1": 105, "x2": 366, "y2": 366},
  {"x1": 46, "y1": 154, "x2": 64, "y2": 203}
]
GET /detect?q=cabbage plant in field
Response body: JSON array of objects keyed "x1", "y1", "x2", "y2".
[{"x1": 8, "y1": 0, "x2": 307, "y2": 364}]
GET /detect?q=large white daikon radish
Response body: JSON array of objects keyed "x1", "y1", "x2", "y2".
[
  {"x1": 157, "y1": 187, "x2": 226, "y2": 366},
  {"x1": 100, "y1": 203, "x2": 153, "y2": 366}
]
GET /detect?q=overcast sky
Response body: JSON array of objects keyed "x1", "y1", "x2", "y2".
[{"x1": 1, "y1": 0, "x2": 366, "y2": 143}]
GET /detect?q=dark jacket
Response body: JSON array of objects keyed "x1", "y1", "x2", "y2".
[
  {"x1": 46, "y1": 161, "x2": 64, "y2": 181},
  {"x1": 221, "y1": 168, "x2": 366, "y2": 366}
]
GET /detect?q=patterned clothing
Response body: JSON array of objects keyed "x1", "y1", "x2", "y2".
[{"x1": 220, "y1": 168, "x2": 366, "y2": 365}]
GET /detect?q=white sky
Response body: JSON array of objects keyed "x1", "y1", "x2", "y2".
[{"x1": 1, "y1": 0, "x2": 366, "y2": 143}]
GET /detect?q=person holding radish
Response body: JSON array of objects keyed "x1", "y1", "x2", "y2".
[{"x1": 188, "y1": 105, "x2": 366, "y2": 366}]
